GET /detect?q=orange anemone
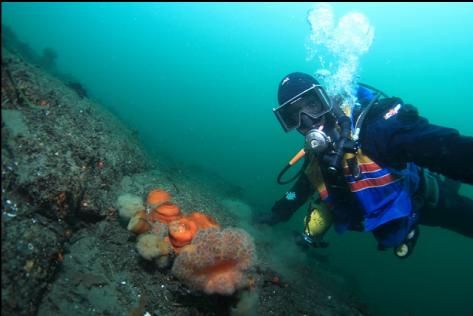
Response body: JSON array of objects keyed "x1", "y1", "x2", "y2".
[
  {"x1": 150, "y1": 202, "x2": 182, "y2": 224},
  {"x1": 168, "y1": 217, "x2": 197, "y2": 250},
  {"x1": 147, "y1": 189, "x2": 171, "y2": 207},
  {"x1": 187, "y1": 212, "x2": 220, "y2": 230}
]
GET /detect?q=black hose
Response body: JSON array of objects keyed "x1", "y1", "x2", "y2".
[
  {"x1": 358, "y1": 82, "x2": 389, "y2": 98},
  {"x1": 326, "y1": 107, "x2": 352, "y2": 175},
  {"x1": 277, "y1": 158, "x2": 309, "y2": 184},
  {"x1": 354, "y1": 82, "x2": 391, "y2": 132}
]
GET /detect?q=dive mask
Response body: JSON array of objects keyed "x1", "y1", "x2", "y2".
[{"x1": 273, "y1": 84, "x2": 332, "y2": 133}]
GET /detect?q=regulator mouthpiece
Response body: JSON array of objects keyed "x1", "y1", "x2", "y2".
[{"x1": 304, "y1": 127, "x2": 331, "y2": 156}]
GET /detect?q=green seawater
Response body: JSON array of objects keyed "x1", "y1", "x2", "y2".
[{"x1": 2, "y1": 2, "x2": 472, "y2": 315}]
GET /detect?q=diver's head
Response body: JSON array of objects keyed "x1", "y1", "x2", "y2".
[{"x1": 273, "y1": 72, "x2": 332, "y2": 134}]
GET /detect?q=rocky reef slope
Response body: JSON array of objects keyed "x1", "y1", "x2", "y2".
[{"x1": 1, "y1": 47, "x2": 370, "y2": 316}]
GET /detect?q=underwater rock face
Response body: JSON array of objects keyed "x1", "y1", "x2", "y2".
[
  {"x1": 1, "y1": 48, "x2": 153, "y2": 316},
  {"x1": 1, "y1": 217, "x2": 62, "y2": 316},
  {"x1": 2, "y1": 50, "x2": 152, "y2": 223}
]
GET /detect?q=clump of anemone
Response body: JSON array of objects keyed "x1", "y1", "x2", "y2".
[
  {"x1": 168, "y1": 217, "x2": 197, "y2": 251},
  {"x1": 150, "y1": 221, "x2": 169, "y2": 239},
  {"x1": 187, "y1": 211, "x2": 220, "y2": 230},
  {"x1": 167, "y1": 212, "x2": 220, "y2": 252},
  {"x1": 136, "y1": 232, "x2": 173, "y2": 269},
  {"x1": 127, "y1": 210, "x2": 151, "y2": 235},
  {"x1": 117, "y1": 193, "x2": 144, "y2": 220},
  {"x1": 149, "y1": 202, "x2": 182, "y2": 224},
  {"x1": 172, "y1": 227, "x2": 257, "y2": 296},
  {"x1": 146, "y1": 189, "x2": 171, "y2": 209}
]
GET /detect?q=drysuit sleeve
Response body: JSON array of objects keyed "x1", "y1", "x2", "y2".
[
  {"x1": 360, "y1": 103, "x2": 473, "y2": 184},
  {"x1": 269, "y1": 172, "x2": 314, "y2": 223}
]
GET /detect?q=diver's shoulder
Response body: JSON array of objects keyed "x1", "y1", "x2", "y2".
[{"x1": 362, "y1": 96, "x2": 405, "y2": 122}]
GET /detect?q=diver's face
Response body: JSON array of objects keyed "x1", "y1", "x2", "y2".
[
  {"x1": 297, "y1": 113, "x2": 326, "y2": 135},
  {"x1": 274, "y1": 84, "x2": 332, "y2": 133}
]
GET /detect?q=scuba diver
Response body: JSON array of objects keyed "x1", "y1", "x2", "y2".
[{"x1": 255, "y1": 72, "x2": 473, "y2": 258}]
